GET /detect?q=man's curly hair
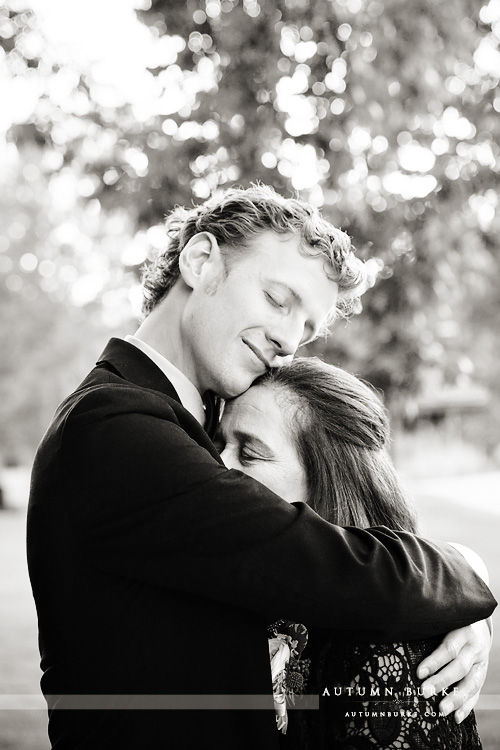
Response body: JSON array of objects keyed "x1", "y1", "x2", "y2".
[{"x1": 141, "y1": 184, "x2": 367, "y2": 327}]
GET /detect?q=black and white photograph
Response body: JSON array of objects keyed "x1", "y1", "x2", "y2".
[{"x1": 0, "y1": 0, "x2": 499, "y2": 748}]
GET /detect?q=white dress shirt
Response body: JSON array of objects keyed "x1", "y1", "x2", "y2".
[{"x1": 124, "y1": 335, "x2": 205, "y2": 426}]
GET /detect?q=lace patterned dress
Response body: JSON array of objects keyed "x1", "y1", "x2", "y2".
[{"x1": 282, "y1": 631, "x2": 482, "y2": 749}]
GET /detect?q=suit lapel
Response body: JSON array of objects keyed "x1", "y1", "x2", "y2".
[
  {"x1": 96, "y1": 338, "x2": 181, "y2": 401},
  {"x1": 95, "y1": 338, "x2": 223, "y2": 464}
]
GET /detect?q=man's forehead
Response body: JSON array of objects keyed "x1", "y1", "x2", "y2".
[{"x1": 250, "y1": 232, "x2": 334, "y2": 274}]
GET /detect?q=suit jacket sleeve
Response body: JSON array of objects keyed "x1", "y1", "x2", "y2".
[{"x1": 57, "y1": 383, "x2": 496, "y2": 642}]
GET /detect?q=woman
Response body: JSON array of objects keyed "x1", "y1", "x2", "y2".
[{"x1": 217, "y1": 357, "x2": 485, "y2": 749}]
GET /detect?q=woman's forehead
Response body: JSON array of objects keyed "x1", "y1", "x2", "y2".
[
  {"x1": 222, "y1": 382, "x2": 297, "y2": 437},
  {"x1": 222, "y1": 383, "x2": 282, "y2": 424},
  {"x1": 223, "y1": 384, "x2": 277, "y2": 424}
]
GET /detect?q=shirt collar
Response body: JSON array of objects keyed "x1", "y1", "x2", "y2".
[{"x1": 124, "y1": 335, "x2": 205, "y2": 427}]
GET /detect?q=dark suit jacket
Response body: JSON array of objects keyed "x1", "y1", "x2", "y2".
[{"x1": 27, "y1": 338, "x2": 496, "y2": 750}]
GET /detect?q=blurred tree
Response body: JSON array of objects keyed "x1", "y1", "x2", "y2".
[
  {"x1": 132, "y1": 0, "x2": 500, "y2": 409},
  {"x1": 0, "y1": 0, "x2": 499, "y2": 456},
  {"x1": 0, "y1": 136, "x2": 124, "y2": 461}
]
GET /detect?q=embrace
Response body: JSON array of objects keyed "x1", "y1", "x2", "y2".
[{"x1": 27, "y1": 185, "x2": 496, "y2": 749}]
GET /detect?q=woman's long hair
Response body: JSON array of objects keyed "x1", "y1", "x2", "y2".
[{"x1": 258, "y1": 358, "x2": 418, "y2": 533}]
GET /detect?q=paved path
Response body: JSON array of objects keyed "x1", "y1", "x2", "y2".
[
  {"x1": 407, "y1": 473, "x2": 500, "y2": 749},
  {"x1": 0, "y1": 508, "x2": 48, "y2": 749}
]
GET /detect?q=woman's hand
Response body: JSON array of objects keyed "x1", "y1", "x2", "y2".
[{"x1": 417, "y1": 619, "x2": 492, "y2": 723}]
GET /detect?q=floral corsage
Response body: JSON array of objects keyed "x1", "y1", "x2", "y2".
[{"x1": 267, "y1": 620, "x2": 310, "y2": 734}]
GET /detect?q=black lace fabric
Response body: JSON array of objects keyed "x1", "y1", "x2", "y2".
[{"x1": 283, "y1": 633, "x2": 482, "y2": 749}]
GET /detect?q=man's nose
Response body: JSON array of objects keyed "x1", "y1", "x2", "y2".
[
  {"x1": 269, "y1": 351, "x2": 294, "y2": 369},
  {"x1": 267, "y1": 322, "x2": 302, "y2": 360}
]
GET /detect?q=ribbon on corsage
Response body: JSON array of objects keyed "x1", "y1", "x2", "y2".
[{"x1": 268, "y1": 620, "x2": 310, "y2": 734}]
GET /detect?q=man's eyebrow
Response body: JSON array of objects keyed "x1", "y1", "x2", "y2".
[{"x1": 266, "y1": 280, "x2": 302, "y2": 305}]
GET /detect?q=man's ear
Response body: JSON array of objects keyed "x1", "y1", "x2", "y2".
[{"x1": 178, "y1": 232, "x2": 221, "y2": 289}]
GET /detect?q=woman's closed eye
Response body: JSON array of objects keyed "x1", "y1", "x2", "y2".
[
  {"x1": 238, "y1": 444, "x2": 267, "y2": 465},
  {"x1": 220, "y1": 433, "x2": 273, "y2": 468}
]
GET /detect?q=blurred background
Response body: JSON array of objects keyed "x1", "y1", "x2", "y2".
[{"x1": 0, "y1": 0, "x2": 499, "y2": 747}]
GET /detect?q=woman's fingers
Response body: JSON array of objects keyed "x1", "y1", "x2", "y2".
[
  {"x1": 421, "y1": 644, "x2": 476, "y2": 699},
  {"x1": 433, "y1": 660, "x2": 486, "y2": 719},
  {"x1": 417, "y1": 621, "x2": 490, "y2": 721},
  {"x1": 417, "y1": 625, "x2": 471, "y2": 680}
]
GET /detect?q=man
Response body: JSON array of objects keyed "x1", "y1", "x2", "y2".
[{"x1": 27, "y1": 185, "x2": 495, "y2": 750}]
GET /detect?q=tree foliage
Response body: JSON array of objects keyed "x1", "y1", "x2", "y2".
[{"x1": 1, "y1": 0, "x2": 499, "y2": 456}]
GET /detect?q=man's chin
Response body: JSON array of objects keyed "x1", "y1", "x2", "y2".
[{"x1": 217, "y1": 374, "x2": 256, "y2": 399}]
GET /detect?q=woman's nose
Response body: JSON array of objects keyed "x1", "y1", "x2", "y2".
[{"x1": 219, "y1": 447, "x2": 235, "y2": 469}]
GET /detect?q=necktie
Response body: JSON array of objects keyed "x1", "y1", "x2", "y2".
[{"x1": 203, "y1": 390, "x2": 221, "y2": 439}]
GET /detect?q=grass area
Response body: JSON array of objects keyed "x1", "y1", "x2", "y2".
[{"x1": 0, "y1": 471, "x2": 498, "y2": 749}]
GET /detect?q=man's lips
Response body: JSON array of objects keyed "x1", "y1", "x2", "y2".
[{"x1": 242, "y1": 339, "x2": 271, "y2": 370}]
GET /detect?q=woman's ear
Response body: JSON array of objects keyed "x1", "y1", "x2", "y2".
[{"x1": 178, "y1": 232, "x2": 221, "y2": 289}]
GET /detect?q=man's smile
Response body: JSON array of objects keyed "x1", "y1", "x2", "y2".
[{"x1": 242, "y1": 339, "x2": 271, "y2": 371}]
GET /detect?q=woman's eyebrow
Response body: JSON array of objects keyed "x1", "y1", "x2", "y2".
[{"x1": 234, "y1": 430, "x2": 274, "y2": 456}]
